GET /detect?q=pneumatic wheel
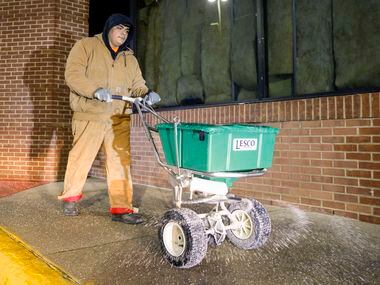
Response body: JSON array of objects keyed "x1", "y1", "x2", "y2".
[
  {"x1": 226, "y1": 199, "x2": 271, "y2": 249},
  {"x1": 158, "y1": 208, "x2": 208, "y2": 268}
]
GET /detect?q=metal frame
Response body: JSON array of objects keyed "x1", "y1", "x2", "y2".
[
  {"x1": 113, "y1": 94, "x2": 269, "y2": 246},
  {"x1": 113, "y1": 95, "x2": 267, "y2": 209},
  {"x1": 256, "y1": 0, "x2": 268, "y2": 99},
  {"x1": 137, "y1": 99, "x2": 266, "y2": 207}
]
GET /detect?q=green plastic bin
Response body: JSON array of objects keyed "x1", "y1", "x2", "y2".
[{"x1": 156, "y1": 123, "x2": 279, "y2": 172}]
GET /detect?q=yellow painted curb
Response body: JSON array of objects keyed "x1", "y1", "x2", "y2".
[{"x1": 0, "y1": 226, "x2": 79, "y2": 285}]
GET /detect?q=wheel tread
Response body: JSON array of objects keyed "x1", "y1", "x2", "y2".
[
  {"x1": 159, "y1": 208, "x2": 208, "y2": 268},
  {"x1": 226, "y1": 199, "x2": 271, "y2": 249}
]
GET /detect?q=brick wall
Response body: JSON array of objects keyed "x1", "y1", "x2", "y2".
[
  {"x1": 0, "y1": 0, "x2": 88, "y2": 181},
  {"x1": 128, "y1": 93, "x2": 380, "y2": 224}
]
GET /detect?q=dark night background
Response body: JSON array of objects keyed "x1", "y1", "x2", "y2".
[{"x1": 88, "y1": 0, "x2": 146, "y2": 36}]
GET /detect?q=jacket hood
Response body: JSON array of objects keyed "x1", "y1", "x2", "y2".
[{"x1": 102, "y1": 13, "x2": 134, "y2": 55}]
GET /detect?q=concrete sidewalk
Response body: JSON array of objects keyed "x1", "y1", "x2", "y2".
[{"x1": 0, "y1": 178, "x2": 379, "y2": 284}]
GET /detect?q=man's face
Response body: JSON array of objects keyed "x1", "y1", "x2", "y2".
[{"x1": 108, "y1": 24, "x2": 130, "y2": 49}]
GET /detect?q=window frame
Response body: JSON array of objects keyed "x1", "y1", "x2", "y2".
[{"x1": 150, "y1": 0, "x2": 380, "y2": 111}]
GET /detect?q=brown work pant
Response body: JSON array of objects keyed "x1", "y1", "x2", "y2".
[{"x1": 58, "y1": 117, "x2": 133, "y2": 212}]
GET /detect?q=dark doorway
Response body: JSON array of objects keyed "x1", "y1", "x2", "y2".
[{"x1": 89, "y1": 0, "x2": 139, "y2": 49}]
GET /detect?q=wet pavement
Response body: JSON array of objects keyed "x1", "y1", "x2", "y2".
[{"x1": 0, "y1": 178, "x2": 379, "y2": 285}]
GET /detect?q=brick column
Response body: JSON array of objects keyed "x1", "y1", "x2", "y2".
[{"x1": 0, "y1": 0, "x2": 88, "y2": 181}]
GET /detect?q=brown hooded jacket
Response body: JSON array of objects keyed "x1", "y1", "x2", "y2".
[{"x1": 65, "y1": 33, "x2": 148, "y2": 121}]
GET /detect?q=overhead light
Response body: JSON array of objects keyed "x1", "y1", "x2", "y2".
[
  {"x1": 208, "y1": 0, "x2": 216, "y2": 3},
  {"x1": 221, "y1": 0, "x2": 228, "y2": 2}
]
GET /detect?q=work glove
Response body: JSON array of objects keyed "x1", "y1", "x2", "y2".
[
  {"x1": 143, "y1": 91, "x2": 161, "y2": 106},
  {"x1": 94, "y1": 88, "x2": 112, "y2": 102}
]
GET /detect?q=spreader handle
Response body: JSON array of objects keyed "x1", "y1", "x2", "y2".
[{"x1": 111, "y1": 95, "x2": 137, "y2": 103}]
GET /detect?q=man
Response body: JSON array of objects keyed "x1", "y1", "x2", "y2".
[{"x1": 58, "y1": 14, "x2": 151, "y2": 224}]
